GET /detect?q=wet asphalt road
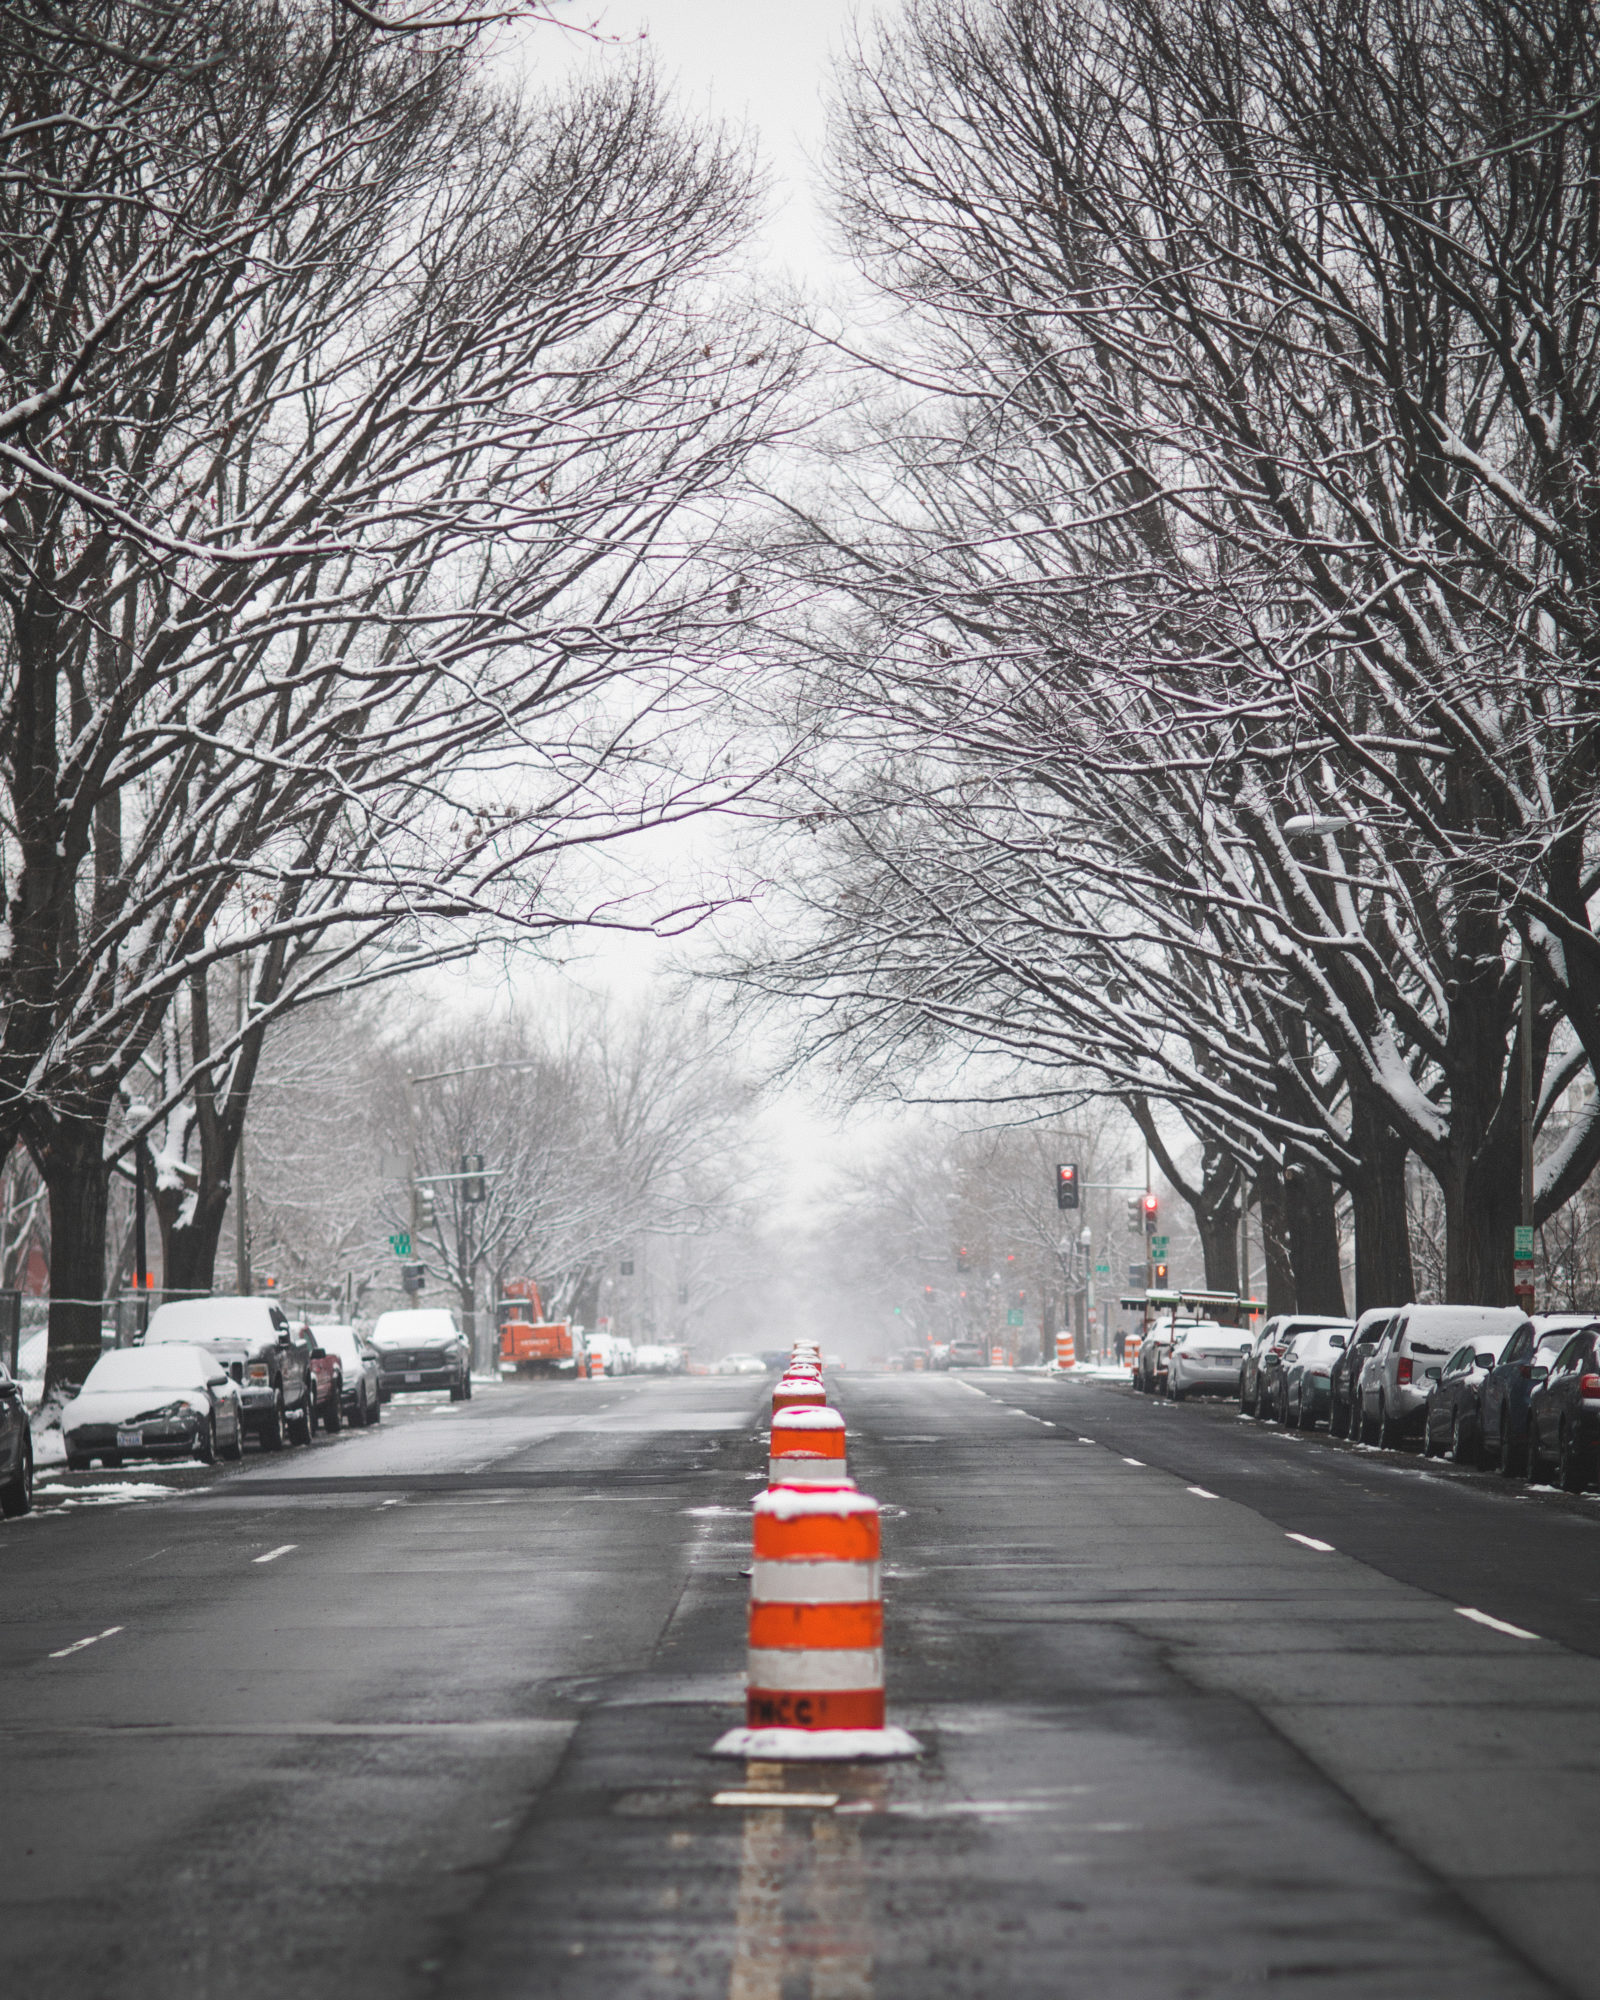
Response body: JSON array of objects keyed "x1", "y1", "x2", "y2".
[{"x1": 4, "y1": 1368, "x2": 1599, "y2": 2000}]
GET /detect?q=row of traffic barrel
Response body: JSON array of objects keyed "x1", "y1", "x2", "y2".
[{"x1": 712, "y1": 1340, "x2": 920, "y2": 1761}]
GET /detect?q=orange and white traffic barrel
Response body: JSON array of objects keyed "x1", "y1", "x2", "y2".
[
  {"x1": 1124, "y1": 1331, "x2": 1142, "y2": 1372},
  {"x1": 769, "y1": 1405, "x2": 847, "y2": 1486},
  {"x1": 1055, "y1": 1330, "x2": 1076, "y2": 1369},
  {"x1": 711, "y1": 1485, "x2": 920, "y2": 1761},
  {"x1": 773, "y1": 1373, "x2": 827, "y2": 1415}
]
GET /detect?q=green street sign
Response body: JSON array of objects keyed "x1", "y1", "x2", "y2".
[
  {"x1": 1006, "y1": 1308, "x2": 1025, "y2": 1327},
  {"x1": 1151, "y1": 1235, "x2": 1169, "y2": 1255},
  {"x1": 389, "y1": 1231, "x2": 412, "y2": 1258},
  {"x1": 1095, "y1": 1260, "x2": 1110, "y2": 1277},
  {"x1": 1514, "y1": 1225, "x2": 1535, "y2": 1261}
]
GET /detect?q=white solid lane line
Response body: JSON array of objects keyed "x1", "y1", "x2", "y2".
[
  {"x1": 253, "y1": 1544, "x2": 298, "y2": 1565},
  {"x1": 1077, "y1": 1437, "x2": 1096, "y2": 1444},
  {"x1": 50, "y1": 1625, "x2": 123, "y2": 1660},
  {"x1": 1457, "y1": 1606, "x2": 1540, "y2": 1641},
  {"x1": 1122, "y1": 1457, "x2": 1145, "y2": 1467},
  {"x1": 1187, "y1": 1486, "x2": 1219, "y2": 1500},
  {"x1": 1285, "y1": 1532, "x2": 1336, "y2": 1552}
]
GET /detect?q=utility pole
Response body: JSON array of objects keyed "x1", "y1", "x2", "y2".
[
  {"x1": 1516, "y1": 942, "x2": 1536, "y2": 1311},
  {"x1": 134, "y1": 1145, "x2": 150, "y2": 1334},
  {"x1": 234, "y1": 959, "x2": 250, "y2": 1297}
]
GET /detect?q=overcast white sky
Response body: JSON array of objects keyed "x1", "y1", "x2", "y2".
[{"x1": 531, "y1": 0, "x2": 861, "y2": 280}]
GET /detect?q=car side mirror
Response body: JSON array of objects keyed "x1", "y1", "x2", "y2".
[
  {"x1": 1330, "y1": 1334, "x2": 1346, "y2": 1348},
  {"x1": 1532, "y1": 1366, "x2": 1549, "y2": 1383},
  {"x1": 208, "y1": 1373, "x2": 228, "y2": 1387},
  {"x1": 229, "y1": 1362, "x2": 243, "y2": 1382},
  {"x1": 1424, "y1": 1366, "x2": 1441, "y2": 1382},
  {"x1": 1474, "y1": 1353, "x2": 1494, "y2": 1370},
  {"x1": 311, "y1": 1347, "x2": 325, "y2": 1361},
  {"x1": 277, "y1": 1330, "x2": 291, "y2": 1345}
]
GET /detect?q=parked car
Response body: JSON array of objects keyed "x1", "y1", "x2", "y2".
[
  {"x1": 1242, "y1": 1315, "x2": 1353, "y2": 1418},
  {"x1": 1279, "y1": 1324, "x2": 1351, "y2": 1428},
  {"x1": 710, "y1": 1350, "x2": 767, "y2": 1376},
  {"x1": 143, "y1": 1296, "x2": 316, "y2": 1449},
  {"x1": 1421, "y1": 1326, "x2": 1522, "y2": 1463},
  {"x1": 310, "y1": 1323, "x2": 382, "y2": 1428},
  {"x1": 1329, "y1": 1309, "x2": 1397, "y2": 1438},
  {"x1": 1478, "y1": 1316, "x2": 1567, "y2": 1473},
  {"x1": 947, "y1": 1339, "x2": 986, "y2": 1367},
  {"x1": 1356, "y1": 1306, "x2": 1517, "y2": 1447},
  {"x1": 1525, "y1": 1323, "x2": 1600, "y2": 1490},
  {"x1": 0, "y1": 1359, "x2": 32, "y2": 1515},
  {"x1": 1135, "y1": 1317, "x2": 1191, "y2": 1394},
  {"x1": 1167, "y1": 1322, "x2": 1253, "y2": 1401},
  {"x1": 369, "y1": 1309, "x2": 471, "y2": 1400},
  {"x1": 63, "y1": 1342, "x2": 244, "y2": 1469}
]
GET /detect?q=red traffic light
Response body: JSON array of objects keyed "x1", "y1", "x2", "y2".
[
  {"x1": 1056, "y1": 1162, "x2": 1080, "y2": 1211},
  {"x1": 1142, "y1": 1192, "x2": 1159, "y2": 1233}
]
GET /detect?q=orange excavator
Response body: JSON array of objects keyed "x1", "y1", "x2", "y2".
[{"x1": 498, "y1": 1279, "x2": 577, "y2": 1377}]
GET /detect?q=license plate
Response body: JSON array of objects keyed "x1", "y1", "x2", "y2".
[
  {"x1": 116, "y1": 1429, "x2": 142, "y2": 1448},
  {"x1": 405, "y1": 1372, "x2": 422, "y2": 1383}
]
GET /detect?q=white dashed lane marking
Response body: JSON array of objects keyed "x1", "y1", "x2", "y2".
[
  {"x1": 1457, "y1": 1606, "x2": 1540, "y2": 1641},
  {"x1": 253, "y1": 1544, "x2": 298, "y2": 1565},
  {"x1": 1122, "y1": 1457, "x2": 1145, "y2": 1467},
  {"x1": 1187, "y1": 1486, "x2": 1219, "y2": 1500},
  {"x1": 1285, "y1": 1532, "x2": 1336, "y2": 1553},
  {"x1": 49, "y1": 1625, "x2": 123, "y2": 1660}
]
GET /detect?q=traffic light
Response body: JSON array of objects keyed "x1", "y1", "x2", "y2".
[
  {"x1": 461, "y1": 1152, "x2": 486, "y2": 1203},
  {"x1": 620, "y1": 1256, "x2": 634, "y2": 1276},
  {"x1": 1142, "y1": 1192, "x2": 1159, "y2": 1235},
  {"x1": 401, "y1": 1262, "x2": 425, "y2": 1293},
  {"x1": 416, "y1": 1184, "x2": 436, "y2": 1229},
  {"x1": 1056, "y1": 1162, "x2": 1080, "y2": 1210},
  {"x1": 1127, "y1": 1196, "x2": 1143, "y2": 1236},
  {"x1": 956, "y1": 1246, "x2": 970, "y2": 1271},
  {"x1": 1153, "y1": 1261, "x2": 1169, "y2": 1284}
]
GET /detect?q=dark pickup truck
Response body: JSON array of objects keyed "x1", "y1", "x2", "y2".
[{"x1": 142, "y1": 1296, "x2": 318, "y2": 1449}]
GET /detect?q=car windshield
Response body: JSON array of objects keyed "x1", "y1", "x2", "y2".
[
  {"x1": 83, "y1": 1345, "x2": 213, "y2": 1393},
  {"x1": 1537, "y1": 1328, "x2": 1577, "y2": 1357},
  {"x1": 145, "y1": 1298, "x2": 273, "y2": 1345},
  {"x1": 312, "y1": 1326, "x2": 362, "y2": 1367}
]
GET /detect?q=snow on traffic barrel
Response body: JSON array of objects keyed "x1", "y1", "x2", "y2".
[
  {"x1": 711, "y1": 1484, "x2": 920, "y2": 1761},
  {"x1": 769, "y1": 1404, "x2": 848, "y2": 1486},
  {"x1": 773, "y1": 1373, "x2": 827, "y2": 1416},
  {"x1": 1055, "y1": 1330, "x2": 1076, "y2": 1369}
]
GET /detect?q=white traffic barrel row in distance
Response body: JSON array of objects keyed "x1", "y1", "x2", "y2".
[{"x1": 769, "y1": 1405, "x2": 847, "y2": 1486}]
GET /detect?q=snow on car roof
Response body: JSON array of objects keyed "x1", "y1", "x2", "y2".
[
  {"x1": 370, "y1": 1309, "x2": 459, "y2": 1345},
  {"x1": 145, "y1": 1297, "x2": 280, "y2": 1343},
  {"x1": 83, "y1": 1344, "x2": 216, "y2": 1392}
]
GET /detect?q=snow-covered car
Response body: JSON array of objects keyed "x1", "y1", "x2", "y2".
[
  {"x1": 143, "y1": 1296, "x2": 315, "y2": 1450},
  {"x1": 1277, "y1": 1324, "x2": 1351, "y2": 1426},
  {"x1": 369, "y1": 1309, "x2": 471, "y2": 1400},
  {"x1": 310, "y1": 1323, "x2": 382, "y2": 1427},
  {"x1": 632, "y1": 1343, "x2": 677, "y2": 1374},
  {"x1": 64, "y1": 1343, "x2": 243, "y2": 1469},
  {"x1": 0, "y1": 1358, "x2": 32, "y2": 1514},
  {"x1": 1360, "y1": 1305, "x2": 1524, "y2": 1448},
  {"x1": 1167, "y1": 1322, "x2": 1253, "y2": 1401},
  {"x1": 711, "y1": 1351, "x2": 767, "y2": 1376}
]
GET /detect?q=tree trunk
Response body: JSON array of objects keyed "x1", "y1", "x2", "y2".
[
  {"x1": 1349, "y1": 1095, "x2": 1414, "y2": 1312},
  {"x1": 1442, "y1": 1129, "x2": 1522, "y2": 1306},
  {"x1": 1255, "y1": 1164, "x2": 1296, "y2": 1316},
  {"x1": 1285, "y1": 1158, "x2": 1346, "y2": 1315},
  {"x1": 1196, "y1": 1187, "x2": 1241, "y2": 1294},
  {"x1": 38, "y1": 1114, "x2": 110, "y2": 1392},
  {"x1": 163, "y1": 1178, "x2": 237, "y2": 1296}
]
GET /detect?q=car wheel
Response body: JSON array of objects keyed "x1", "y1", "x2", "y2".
[
  {"x1": 288, "y1": 1391, "x2": 314, "y2": 1446},
  {"x1": 1422, "y1": 1412, "x2": 1438, "y2": 1458},
  {"x1": 195, "y1": 1414, "x2": 216, "y2": 1465},
  {"x1": 1497, "y1": 1411, "x2": 1522, "y2": 1477},
  {"x1": 0, "y1": 1438, "x2": 33, "y2": 1517},
  {"x1": 1238, "y1": 1377, "x2": 1250, "y2": 1414},
  {"x1": 1253, "y1": 1376, "x2": 1270, "y2": 1420},
  {"x1": 1171, "y1": 1384, "x2": 1186, "y2": 1402},
  {"x1": 1450, "y1": 1410, "x2": 1474, "y2": 1466},
  {"x1": 65, "y1": 1450, "x2": 91, "y2": 1472},
  {"x1": 221, "y1": 1411, "x2": 243, "y2": 1461},
  {"x1": 1526, "y1": 1419, "x2": 1546, "y2": 1486},
  {"x1": 1329, "y1": 1395, "x2": 1346, "y2": 1439},
  {"x1": 1378, "y1": 1397, "x2": 1405, "y2": 1451},
  {"x1": 463, "y1": 1371, "x2": 473, "y2": 1401},
  {"x1": 1298, "y1": 1388, "x2": 1316, "y2": 1432},
  {"x1": 323, "y1": 1389, "x2": 342, "y2": 1434},
  {"x1": 101, "y1": 1452, "x2": 122, "y2": 1469},
  {"x1": 259, "y1": 1392, "x2": 286, "y2": 1452},
  {"x1": 1558, "y1": 1424, "x2": 1588, "y2": 1494},
  {"x1": 368, "y1": 1387, "x2": 382, "y2": 1426}
]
